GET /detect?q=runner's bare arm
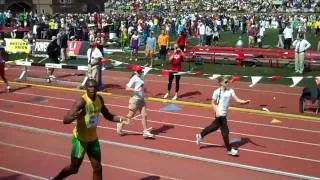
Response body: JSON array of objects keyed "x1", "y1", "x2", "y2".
[
  {"x1": 232, "y1": 92, "x2": 250, "y2": 104},
  {"x1": 63, "y1": 98, "x2": 85, "y2": 124},
  {"x1": 98, "y1": 95, "x2": 130, "y2": 124}
]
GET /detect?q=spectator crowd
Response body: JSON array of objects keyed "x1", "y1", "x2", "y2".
[{"x1": 0, "y1": 0, "x2": 320, "y2": 51}]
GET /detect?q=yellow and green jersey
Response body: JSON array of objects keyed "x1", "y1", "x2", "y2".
[{"x1": 73, "y1": 93, "x2": 102, "y2": 142}]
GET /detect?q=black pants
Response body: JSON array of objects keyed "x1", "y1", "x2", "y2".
[
  {"x1": 284, "y1": 38, "x2": 292, "y2": 49},
  {"x1": 206, "y1": 35, "x2": 212, "y2": 46},
  {"x1": 168, "y1": 72, "x2": 181, "y2": 92},
  {"x1": 200, "y1": 116, "x2": 231, "y2": 151}
]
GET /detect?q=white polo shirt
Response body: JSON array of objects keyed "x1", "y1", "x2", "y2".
[
  {"x1": 293, "y1": 39, "x2": 311, "y2": 53},
  {"x1": 127, "y1": 74, "x2": 144, "y2": 100},
  {"x1": 212, "y1": 88, "x2": 235, "y2": 116}
]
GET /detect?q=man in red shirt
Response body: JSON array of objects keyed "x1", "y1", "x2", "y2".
[{"x1": 163, "y1": 44, "x2": 186, "y2": 100}]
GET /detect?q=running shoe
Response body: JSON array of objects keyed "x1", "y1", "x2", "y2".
[
  {"x1": 172, "y1": 94, "x2": 178, "y2": 100},
  {"x1": 6, "y1": 86, "x2": 10, "y2": 93},
  {"x1": 116, "y1": 123, "x2": 124, "y2": 136},
  {"x1": 163, "y1": 93, "x2": 169, "y2": 99},
  {"x1": 227, "y1": 148, "x2": 239, "y2": 156},
  {"x1": 143, "y1": 129, "x2": 154, "y2": 138},
  {"x1": 195, "y1": 133, "x2": 202, "y2": 145}
]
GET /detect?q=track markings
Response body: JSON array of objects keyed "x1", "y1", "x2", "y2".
[
  {"x1": 1, "y1": 98, "x2": 319, "y2": 147},
  {"x1": 8, "y1": 91, "x2": 320, "y2": 133},
  {"x1": 0, "y1": 166, "x2": 47, "y2": 180},
  {"x1": 0, "y1": 110, "x2": 319, "y2": 163},
  {"x1": 0, "y1": 121, "x2": 319, "y2": 180},
  {"x1": 0, "y1": 141, "x2": 180, "y2": 180},
  {"x1": 1, "y1": 81, "x2": 316, "y2": 121}
]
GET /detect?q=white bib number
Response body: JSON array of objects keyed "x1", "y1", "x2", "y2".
[{"x1": 87, "y1": 114, "x2": 100, "y2": 128}]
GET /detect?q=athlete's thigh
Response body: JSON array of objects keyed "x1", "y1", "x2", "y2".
[
  {"x1": 139, "y1": 101, "x2": 147, "y2": 115},
  {"x1": 71, "y1": 135, "x2": 87, "y2": 159},
  {"x1": 86, "y1": 139, "x2": 101, "y2": 166}
]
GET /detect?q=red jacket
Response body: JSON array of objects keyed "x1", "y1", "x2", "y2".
[
  {"x1": 169, "y1": 51, "x2": 183, "y2": 72},
  {"x1": 177, "y1": 34, "x2": 186, "y2": 47}
]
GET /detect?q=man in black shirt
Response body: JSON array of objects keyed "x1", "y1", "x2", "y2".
[{"x1": 46, "y1": 36, "x2": 61, "y2": 82}]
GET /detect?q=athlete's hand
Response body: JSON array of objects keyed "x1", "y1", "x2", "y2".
[
  {"x1": 120, "y1": 116, "x2": 131, "y2": 125},
  {"x1": 241, "y1": 100, "x2": 251, "y2": 104},
  {"x1": 72, "y1": 110, "x2": 82, "y2": 119}
]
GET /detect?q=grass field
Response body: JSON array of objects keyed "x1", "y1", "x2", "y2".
[
  {"x1": 7, "y1": 28, "x2": 320, "y2": 88},
  {"x1": 142, "y1": 28, "x2": 320, "y2": 50},
  {"x1": 186, "y1": 29, "x2": 320, "y2": 50}
]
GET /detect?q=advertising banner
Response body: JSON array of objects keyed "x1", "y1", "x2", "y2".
[
  {"x1": 4, "y1": 38, "x2": 89, "y2": 58},
  {"x1": 67, "y1": 41, "x2": 83, "y2": 57},
  {"x1": 34, "y1": 40, "x2": 51, "y2": 55},
  {"x1": 4, "y1": 38, "x2": 29, "y2": 53}
]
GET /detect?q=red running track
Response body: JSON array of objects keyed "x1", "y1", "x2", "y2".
[
  {"x1": 4, "y1": 65, "x2": 305, "y2": 114},
  {"x1": 0, "y1": 84, "x2": 319, "y2": 179}
]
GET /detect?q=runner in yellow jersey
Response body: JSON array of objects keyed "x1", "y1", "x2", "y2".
[{"x1": 51, "y1": 79, "x2": 129, "y2": 180}]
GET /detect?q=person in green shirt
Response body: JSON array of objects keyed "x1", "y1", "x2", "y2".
[
  {"x1": 0, "y1": 12, "x2": 3, "y2": 28},
  {"x1": 19, "y1": 12, "x2": 25, "y2": 28}
]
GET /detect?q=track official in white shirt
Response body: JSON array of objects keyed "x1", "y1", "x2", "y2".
[
  {"x1": 87, "y1": 42, "x2": 103, "y2": 80},
  {"x1": 292, "y1": 33, "x2": 311, "y2": 74},
  {"x1": 80, "y1": 41, "x2": 103, "y2": 89}
]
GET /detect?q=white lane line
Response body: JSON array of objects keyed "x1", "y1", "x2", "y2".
[
  {"x1": 0, "y1": 121, "x2": 319, "y2": 180},
  {"x1": 136, "y1": 118, "x2": 320, "y2": 147},
  {"x1": 1, "y1": 96, "x2": 320, "y2": 146},
  {"x1": 0, "y1": 166, "x2": 47, "y2": 180},
  {"x1": 0, "y1": 141, "x2": 180, "y2": 180},
  {"x1": 10, "y1": 91, "x2": 320, "y2": 133},
  {"x1": 0, "y1": 110, "x2": 320, "y2": 164},
  {"x1": 1, "y1": 98, "x2": 319, "y2": 147},
  {"x1": 7, "y1": 67, "x2": 300, "y2": 96},
  {"x1": 0, "y1": 98, "x2": 69, "y2": 110}
]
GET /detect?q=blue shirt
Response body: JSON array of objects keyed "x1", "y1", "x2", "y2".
[{"x1": 145, "y1": 37, "x2": 156, "y2": 50}]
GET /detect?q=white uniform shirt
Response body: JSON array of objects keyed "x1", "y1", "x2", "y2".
[
  {"x1": 283, "y1": 27, "x2": 293, "y2": 39},
  {"x1": 212, "y1": 88, "x2": 235, "y2": 116},
  {"x1": 258, "y1": 27, "x2": 265, "y2": 37},
  {"x1": 87, "y1": 48, "x2": 103, "y2": 65},
  {"x1": 205, "y1": 26, "x2": 213, "y2": 36},
  {"x1": 292, "y1": 39, "x2": 311, "y2": 53},
  {"x1": 127, "y1": 74, "x2": 144, "y2": 100},
  {"x1": 199, "y1": 24, "x2": 205, "y2": 35}
]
